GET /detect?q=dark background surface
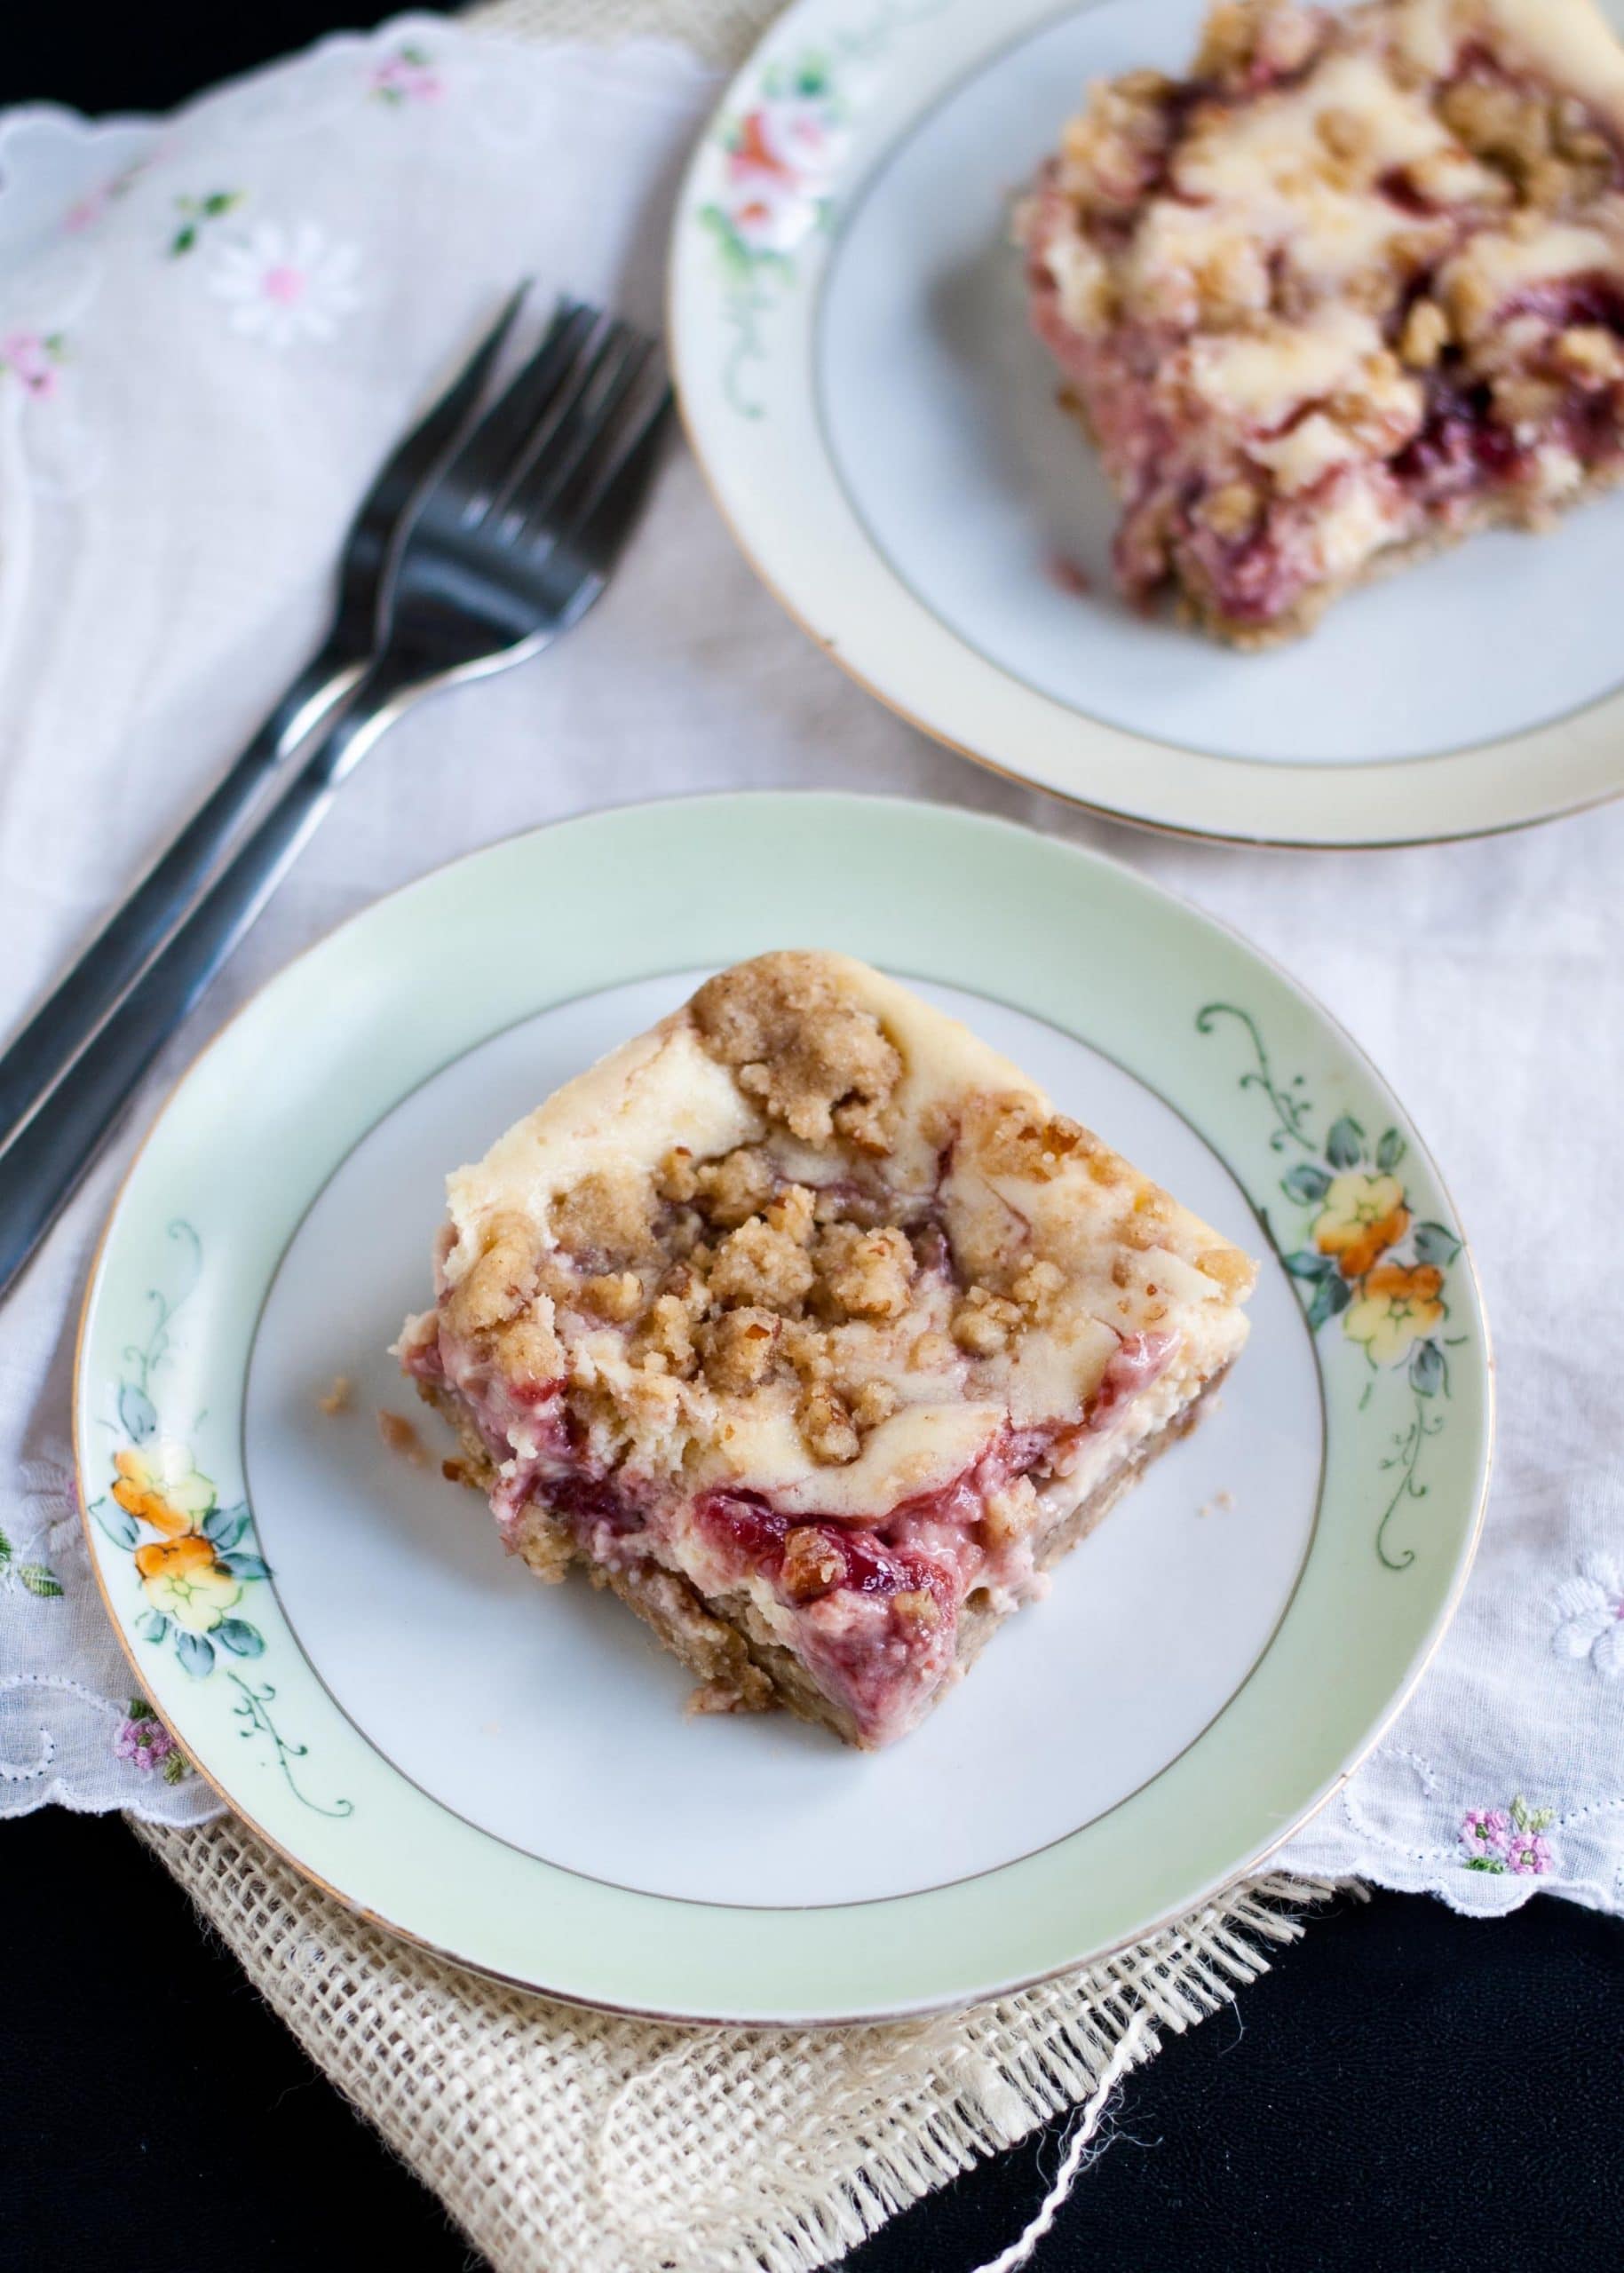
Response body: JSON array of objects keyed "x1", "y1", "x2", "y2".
[{"x1": 5, "y1": 8, "x2": 1623, "y2": 2270}]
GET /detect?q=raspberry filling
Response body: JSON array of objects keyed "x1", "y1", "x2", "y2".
[{"x1": 416, "y1": 1313, "x2": 1176, "y2": 1746}]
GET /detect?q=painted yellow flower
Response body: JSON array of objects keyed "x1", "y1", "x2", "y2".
[
  {"x1": 1312, "y1": 1172, "x2": 1410, "y2": 1280},
  {"x1": 133, "y1": 1533, "x2": 242, "y2": 1634},
  {"x1": 112, "y1": 1442, "x2": 215, "y2": 1539},
  {"x1": 1343, "y1": 1261, "x2": 1446, "y2": 1367}
]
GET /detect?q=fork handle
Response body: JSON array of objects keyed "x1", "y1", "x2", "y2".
[
  {"x1": 0, "y1": 635, "x2": 368, "y2": 1149},
  {"x1": 0, "y1": 653, "x2": 418, "y2": 1303}
]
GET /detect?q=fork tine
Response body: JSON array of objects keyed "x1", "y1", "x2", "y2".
[
  {"x1": 483, "y1": 315, "x2": 639, "y2": 526},
  {"x1": 441, "y1": 296, "x2": 600, "y2": 516},
  {"x1": 353, "y1": 281, "x2": 530, "y2": 534},
  {"x1": 506, "y1": 329, "x2": 657, "y2": 541},
  {"x1": 549, "y1": 377, "x2": 675, "y2": 604},
  {"x1": 532, "y1": 366, "x2": 663, "y2": 561}
]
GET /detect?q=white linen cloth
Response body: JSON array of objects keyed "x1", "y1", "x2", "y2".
[{"x1": 2, "y1": 10, "x2": 1620, "y2": 1920}]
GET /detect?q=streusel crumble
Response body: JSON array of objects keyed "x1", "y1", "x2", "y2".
[
  {"x1": 1015, "y1": 0, "x2": 1624, "y2": 644},
  {"x1": 398, "y1": 953, "x2": 1256, "y2": 1748}
]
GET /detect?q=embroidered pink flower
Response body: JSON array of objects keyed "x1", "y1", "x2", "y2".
[
  {"x1": 207, "y1": 222, "x2": 362, "y2": 348},
  {"x1": 0, "y1": 331, "x2": 63, "y2": 400},
  {"x1": 114, "y1": 1707, "x2": 177, "y2": 1771},
  {"x1": 1549, "y1": 1553, "x2": 1624, "y2": 1678},
  {"x1": 372, "y1": 45, "x2": 443, "y2": 104},
  {"x1": 1505, "y1": 1828, "x2": 1554, "y2": 1876},
  {"x1": 1461, "y1": 1808, "x2": 1510, "y2": 1857}
]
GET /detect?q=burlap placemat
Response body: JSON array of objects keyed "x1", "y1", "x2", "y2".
[{"x1": 123, "y1": 5, "x2": 1334, "y2": 2266}]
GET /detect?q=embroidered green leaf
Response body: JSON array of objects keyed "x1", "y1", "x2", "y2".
[
  {"x1": 1413, "y1": 1222, "x2": 1462, "y2": 1267},
  {"x1": 161, "y1": 1750, "x2": 189, "y2": 1786},
  {"x1": 1305, "y1": 1275, "x2": 1352, "y2": 1333},
  {"x1": 18, "y1": 1563, "x2": 62, "y2": 1599},
  {"x1": 1463, "y1": 1856, "x2": 1507, "y2": 1873},
  {"x1": 202, "y1": 190, "x2": 239, "y2": 216},
  {"x1": 1326, "y1": 1115, "x2": 1365, "y2": 1170},
  {"x1": 127, "y1": 1697, "x2": 156, "y2": 1722},
  {"x1": 169, "y1": 224, "x2": 198, "y2": 257},
  {"x1": 0, "y1": 1527, "x2": 11, "y2": 1572},
  {"x1": 1284, "y1": 1248, "x2": 1335, "y2": 1280},
  {"x1": 1281, "y1": 1163, "x2": 1332, "y2": 1204},
  {"x1": 1375, "y1": 1128, "x2": 1406, "y2": 1173},
  {"x1": 118, "y1": 1382, "x2": 158, "y2": 1443},
  {"x1": 1410, "y1": 1340, "x2": 1446, "y2": 1398},
  {"x1": 219, "y1": 1552, "x2": 271, "y2": 1582},
  {"x1": 175, "y1": 1631, "x2": 216, "y2": 1678},
  {"x1": 214, "y1": 1619, "x2": 265, "y2": 1659}
]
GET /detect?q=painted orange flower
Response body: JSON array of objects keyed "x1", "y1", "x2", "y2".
[
  {"x1": 1311, "y1": 1172, "x2": 1410, "y2": 1280},
  {"x1": 1343, "y1": 1261, "x2": 1446, "y2": 1367},
  {"x1": 112, "y1": 1443, "x2": 215, "y2": 1539},
  {"x1": 133, "y1": 1532, "x2": 242, "y2": 1634}
]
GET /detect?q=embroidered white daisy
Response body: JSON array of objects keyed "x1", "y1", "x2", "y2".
[
  {"x1": 207, "y1": 222, "x2": 362, "y2": 348},
  {"x1": 1549, "y1": 1552, "x2": 1624, "y2": 1678}
]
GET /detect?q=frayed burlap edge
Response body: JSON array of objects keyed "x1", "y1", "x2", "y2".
[
  {"x1": 135, "y1": 1813, "x2": 1338, "y2": 2273},
  {"x1": 467, "y1": 0, "x2": 771, "y2": 70}
]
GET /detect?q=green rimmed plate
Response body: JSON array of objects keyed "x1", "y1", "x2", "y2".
[
  {"x1": 669, "y1": 0, "x2": 1624, "y2": 846},
  {"x1": 75, "y1": 794, "x2": 1490, "y2": 2021}
]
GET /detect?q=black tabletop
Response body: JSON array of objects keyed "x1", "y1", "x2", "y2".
[{"x1": 7, "y1": 10, "x2": 1623, "y2": 2270}]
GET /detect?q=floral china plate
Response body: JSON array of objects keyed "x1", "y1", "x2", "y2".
[
  {"x1": 668, "y1": 0, "x2": 1624, "y2": 847},
  {"x1": 75, "y1": 795, "x2": 1491, "y2": 2023}
]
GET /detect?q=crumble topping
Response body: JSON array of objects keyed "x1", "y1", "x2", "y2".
[
  {"x1": 400, "y1": 953, "x2": 1256, "y2": 1747},
  {"x1": 1017, "y1": 0, "x2": 1624, "y2": 641}
]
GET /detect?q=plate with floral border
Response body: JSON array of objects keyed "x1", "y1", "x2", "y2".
[
  {"x1": 75, "y1": 794, "x2": 1491, "y2": 2023},
  {"x1": 667, "y1": 0, "x2": 1624, "y2": 847}
]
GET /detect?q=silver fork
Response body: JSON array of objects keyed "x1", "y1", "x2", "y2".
[
  {"x1": 0, "y1": 298, "x2": 672, "y2": 1301},
  {"x1": 0, "y1": 282, "x2": 529, "y2": 1145}
]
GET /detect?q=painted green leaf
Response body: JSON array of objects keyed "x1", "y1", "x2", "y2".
[
  {"x1": 1281, "y1": 1163, "x2": 1332, "y2": 1204},
  {"x1": 1284, "y1": 1248, "x2": 1334, "y2": 1280},
  {"x1": 95, "y1": 1501, "x2": 140, "y2": 1550},
  {"x1": 1410, "y1": 1341, "x2": 1446, "y2": 1398},
  {"x1": 1305, "y1": 1274, "x2": 1352, "y2": 1333},
  {"x1": 137, "y1": 1611, "x2": 170, "y2": 1645},
  {"x1": 18, "y1": 1564, "x2": 62, "y2": 1599},
  {"x1": 1326, "y1": 1115, "x2": 1365, "y2": 1170},
  {"x1": 214, "y1": 1619, "x2": 265, "y2": 1659},
  {"x1": 175, "y1": 1631, "x2": 215, "y2": 1678},
  {"x1": 202, "y1": 1502, "x2": 250, "y2": 1549},
  {"x1": 1375, "y1": 1128, "x2": 1406, "y2": 1173},
  {"x1": 1413, "y1": 1222, "x2": 1462, "y2": 1267},
  {"x1": 219, "y1": 1552, "x2": 271, "y2": 1582},
  {"x1": 118, "y1": 1382, "x2": 158, "y2": 1443},
  {"x1": 170, "y1": 225, "x2": 197, "y2": 257}
]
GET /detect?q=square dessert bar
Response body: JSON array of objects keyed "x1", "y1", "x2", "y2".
[
  {"x1": 1016, "y1": 0, "x2": 1624, "y2": 644},
  {"x1": 399, "y1": 954, "x2": 1256, "y2": 1749}
]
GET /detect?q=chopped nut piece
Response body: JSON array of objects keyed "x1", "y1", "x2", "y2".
[
  {"x1": 952, "y1": 1287, "x2": 1023, "y2": 1358},
  {"x1": 1553, "y1": 325, "x2": 1624, "y2": 384},
  {"x1": 821, "y1": 1224, "x2": 915, "y2": 1320},
  {"x1": 701, "y1": 1307, "x2": 781, "y2": 1392},
  {"x1": 781, "y1": 1525, "x2": 846, "y2": 1603},
  {"x1": 796, "y1": 1384, "x2": 860, "y2": 1464},
  {"x1": 582, "y1": 1271, "x2": 644, "y2": 1323},
  {"x1": 709, "y1": 1215, "x2": 816, "y2": 1312},
  {"x1": 851, "y1": 1378, "x2": 901, "y2": 1431},
  {"x1": 1398, "y1": 298, "x2": 1450, "y2": 371}
]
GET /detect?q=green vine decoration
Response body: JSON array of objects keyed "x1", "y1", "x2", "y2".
[
  {"x1": 228, "y1": 1675, "x2": 353, "y2": 1821},
  {"x1": 1194, "y1": 1003, "x2": 1317, "y2": 1154}
]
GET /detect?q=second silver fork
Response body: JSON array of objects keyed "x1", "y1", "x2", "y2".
[{"x1": 0, "y1": 297, "x2": 672, "y2": 1301}]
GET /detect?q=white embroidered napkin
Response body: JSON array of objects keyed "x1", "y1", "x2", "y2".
[{"x1": 1, "y1": 18, "x2": 1621, "y2": 2256}]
